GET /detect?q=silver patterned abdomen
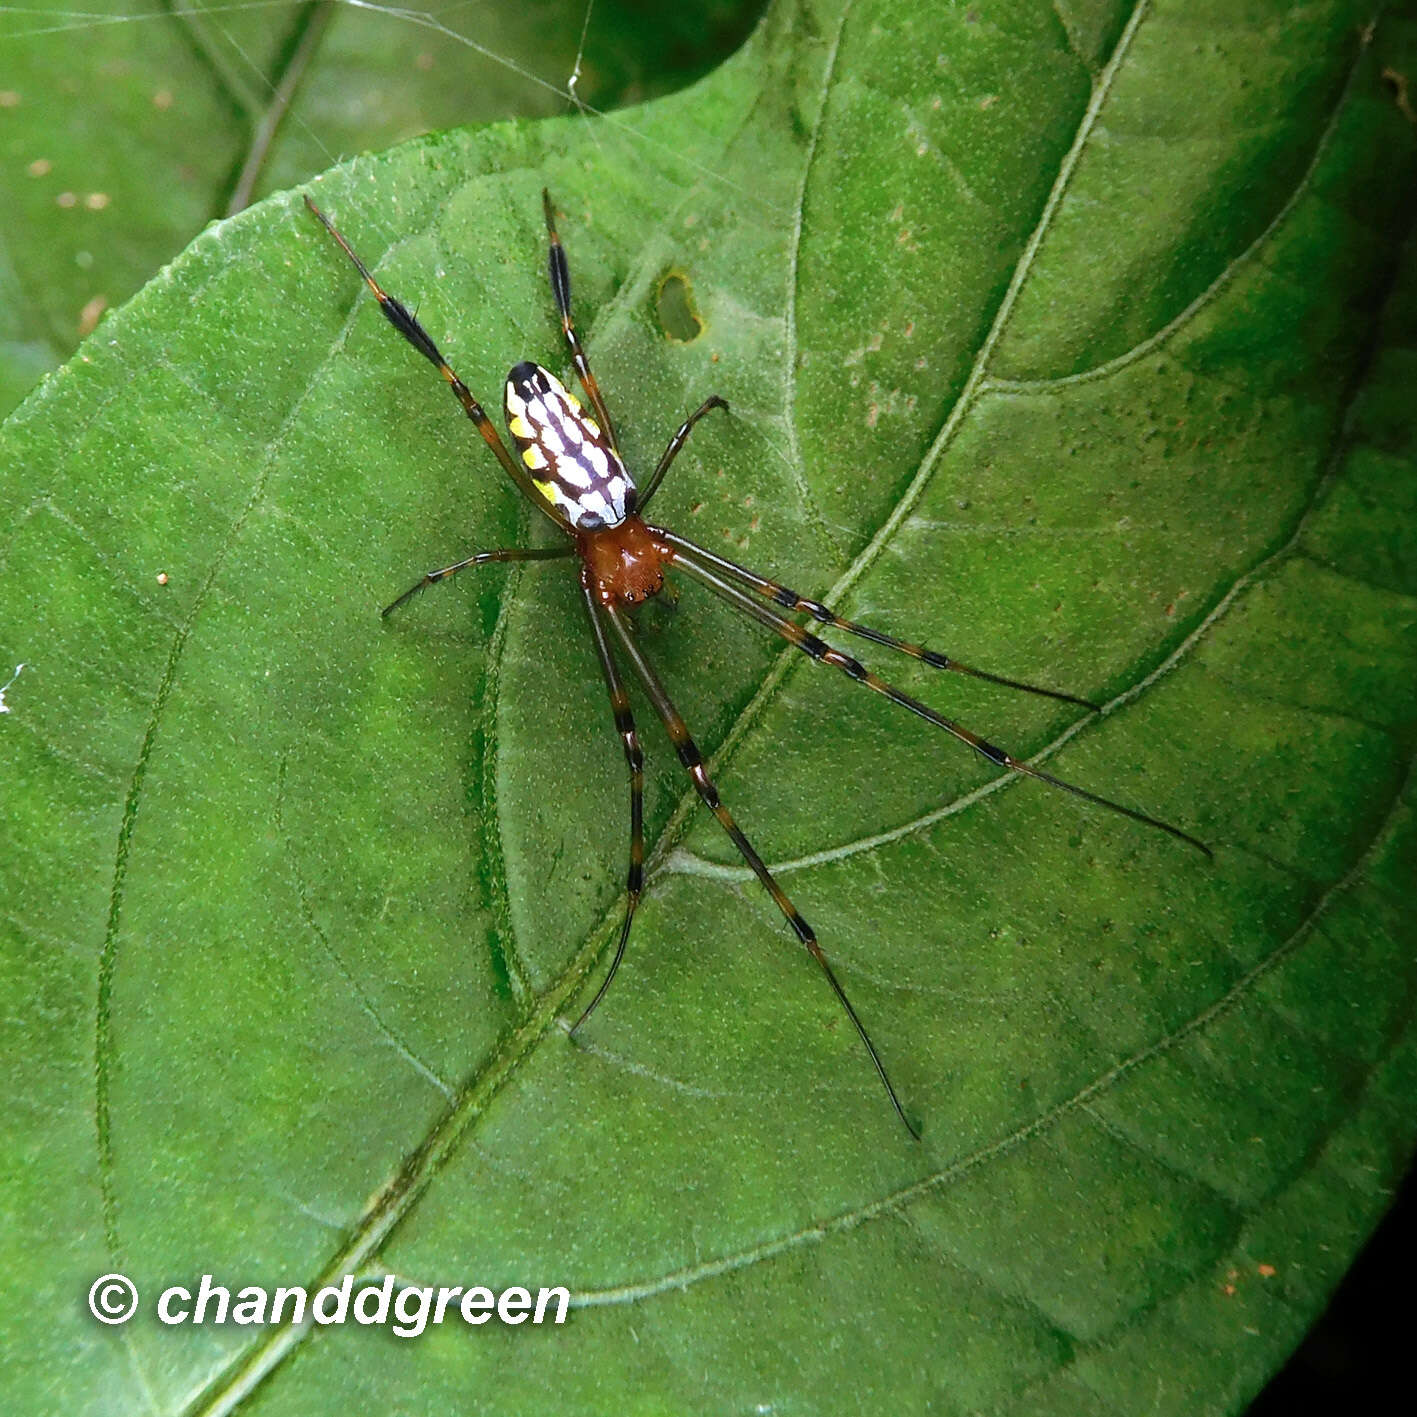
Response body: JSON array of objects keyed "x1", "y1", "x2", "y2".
[{"x1": 504, "y1": 362, "x2": 634, "y2": 530}]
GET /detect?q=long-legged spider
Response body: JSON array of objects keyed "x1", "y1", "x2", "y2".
[{"x1": 305, "y1": 189, "x2": 1209, "y2": 1138}]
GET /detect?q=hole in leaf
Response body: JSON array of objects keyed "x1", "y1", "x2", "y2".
[{"x1": 656, "y1": 270, "x2": 703, "y2": 343}]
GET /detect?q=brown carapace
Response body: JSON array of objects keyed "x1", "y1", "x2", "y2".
[
  {"x1": 306, "y1": 187, "x2": 1210, "y2": 1140},
  {"x1": 580, "y1": 517, "x2": 673, "y2": 607}
]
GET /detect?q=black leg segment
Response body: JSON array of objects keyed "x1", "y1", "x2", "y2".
[
  {"x1": 661, "y1": 529, "x2": 1098, "y2": 711},
  {"x1": 572, "y1": 584, "x2": 648, "y2": 1033},
  {"x1": 542, "y1": 189, "x2": 621, "y2": 456},
  {"x1": 671, "y1": 553, "x2": 1211, "y2": 857},
  {"x1": 637, "y1": 397, "x2": 730, "y2": 509},
  {"x1": 383, "y1": 545, "x2": 572, "y2": 618},
  {"x1": 306, "y1": 193, "x2": 567, "y2": 529},
  {"x1": 601, "y1": 602, "x2": 920, "y2": 1138}
]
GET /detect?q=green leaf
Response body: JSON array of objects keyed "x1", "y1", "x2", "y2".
[
  {"x1": 0, "y1": 0, "x2": 761, "y2": 414},
  {"x1": 3, "y1": 0, "x2": 1416, "y2": 1412}
]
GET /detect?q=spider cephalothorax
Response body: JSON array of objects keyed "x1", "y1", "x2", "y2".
[
  {"x1": 306, "y1": 187, "x2": 1209, "y2": 1139},
  {"x1": 578, "y1": 517, "x2": 673, "y2": 607}
]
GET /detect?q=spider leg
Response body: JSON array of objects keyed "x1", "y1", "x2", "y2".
[
  {"x1": 662, "y1": 530, "x2": 1097, "y2": 711},
  {"x1": 541, "y1": 189, "x2": 621, "y2": 456},
  {"x1": 674, "y1": 554, "x2": 1212, "y2": 858},
  {"x1": 601, "y1": 602, "x2": 920, "y2": 1139},
  {"x1": 636, "y1": 396, "x2": 730, "y2": 510},
  {"x1": 383, "y1": 545, "x2": 572, "y2": 618},
  {"x1": 305, "y1": 194, "x2": 564, "y2": 528},
  {"x1": 571, "y1": 586, "x2": 646, "y2": 1033}
]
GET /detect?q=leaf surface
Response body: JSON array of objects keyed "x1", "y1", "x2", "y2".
[{"x1": 2, "y1": 1, "x2": 1416, "y2": 1412}]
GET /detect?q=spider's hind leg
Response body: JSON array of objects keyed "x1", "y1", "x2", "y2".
[
  {"x1": 572, "y1": 585, "x2": 647, "y2": 1032},
  {"x1": 304, "y1": 194, "x2": 561, "y2": 522},
  {"x1": 600, "y1": 601, "x2": 920, "y2": 1139}
]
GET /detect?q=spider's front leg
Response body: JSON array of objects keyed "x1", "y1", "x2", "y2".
[
  {"x1": 671, "y1": 552, "x2": 1211, "y2": 858},
  {"x1": 661, "y1": 529, "x2": 1097, "y2": 710},
  {"x1": 541, "y1": 189, "x2": 621, "y2": 455}
]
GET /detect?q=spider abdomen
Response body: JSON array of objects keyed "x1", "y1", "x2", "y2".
[{"x1": 504, "y1": 362, "x2": 633, "y2": 530}]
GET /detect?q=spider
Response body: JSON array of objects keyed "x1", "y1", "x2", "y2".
[{"x1": 304, "y1": 189, "x2": 1210, "y2": 1139}]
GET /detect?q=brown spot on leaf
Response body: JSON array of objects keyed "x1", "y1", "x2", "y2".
[
  {"x1": 78, "y1": 295, "x2": 107, "y2": 338},
  {"x1": 1383, "y1": 67, "x2": 1415, "y2": 124}
]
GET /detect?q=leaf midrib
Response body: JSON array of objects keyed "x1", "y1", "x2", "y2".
[
  {"x1": 641, "y1": 0, "x2": 1150, "y2": 874},
  {"x1": 187, "y1": 723, "x2": 1416, "y2": 1416}
]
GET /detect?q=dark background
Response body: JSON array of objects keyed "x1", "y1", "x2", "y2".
[{"x1": 1251, "y1": 1154, "x2": 1412, "y2": 1412}]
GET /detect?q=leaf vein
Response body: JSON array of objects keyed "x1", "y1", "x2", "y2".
[
  {"x1": 571, "y1": 749, "x2": 1413, "y2": 1307},
  {"x1": 94, "y1": 269, "x2": 387, "y2": 1263},
  {"x1": 638, "y1": 0, "x2": 1154, "y2": 891},
  {"x1": 986, "y1": 25, "x2": 1372, "y2": 395},
  {"x1": 274, "y1": 757, "x2": 454, "y2": 1098},
  {"x1": 780, "y1": 0, "x2": 855, "y2": 565}
]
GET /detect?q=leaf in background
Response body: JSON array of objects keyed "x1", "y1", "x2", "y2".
[
  {"x1": 2, "y1": 0, "x2": 1415, "y2": 1412},
  {"x1": 0, "y1": 0, "x2": 763, "y2": 414}
]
